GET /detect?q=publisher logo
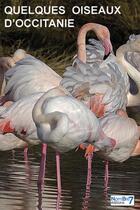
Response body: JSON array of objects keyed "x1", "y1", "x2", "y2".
[{"x1": 110, "y1": 195, "x2": 135, "y2": 206}]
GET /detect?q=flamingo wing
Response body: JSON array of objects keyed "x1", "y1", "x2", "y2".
[
  {"x1": 0, "y1": 93, "x2": 43, "y2": 141},
  {"x1": 61, "y1": 54, "x2": 129, "y2": 116},
  {"x1": 3, "y1": 55, "x2": 62, "y2": 102}
]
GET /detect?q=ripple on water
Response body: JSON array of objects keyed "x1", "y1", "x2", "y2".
[{"x1": 0, "y1": 146, "x2": 140, "y2": 210}]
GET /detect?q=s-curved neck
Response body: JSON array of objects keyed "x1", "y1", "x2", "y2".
[
  {"x1": 116, "y1": 44, "x2": 140, "y2": 85},
  {"x1": 77, "y1": 23, "x2": 106, "y2": 63},
  {"x1": 32, "y1": 92, "x2": 49, "y2": 124},
  {"x1": 116, "y1": 44, "x2": 140, "y2": 106}
]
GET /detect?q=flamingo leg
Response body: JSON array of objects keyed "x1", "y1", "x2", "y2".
[
  {"x1": 24, "y1": 146, "x2": 32, "y2": 185},
  {"x1": 56, "y1": 193, "x2": 61, "y2": 210},
  {"x1": 104, "y1": 160, "x2": 109, "y2": 191},
  {"x1": 82, "y1": 154, "x2": 93, "y2": 210},
  {"x1": 38, "y1": 143, "x2": 47, "y2": 187},
  {"x1": 24, "y1": 146, "x2": 28, "y2": 162},
  {"x1": 37, "y1": 144, "x2": 47, "y2": 210},
  {"x1": 86, "y1": 153, "x2": 93, "y2": 190},
  {"x1": 56, "y1": 152, "x2": 62, "y2": 194}
]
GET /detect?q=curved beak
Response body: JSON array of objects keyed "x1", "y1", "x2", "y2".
[{"x1": 102, "y1": 38, "x2": 113, "y2": 55}]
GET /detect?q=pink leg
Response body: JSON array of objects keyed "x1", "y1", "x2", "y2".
[
  {"x1": 56, "y1": 193, "x2": 61, "y2": 210},
  {"x1": 24, "y1": 146, "x2": 28, "y2": 162},
  {"x1": 56, "y1": 152, "x2": 61, "y2": 195},
  {"x1": 24, "y1": 146, "x2": 32, "y2": 184},
  {"x1": 82, "y1": 154, "x2": 93, "y2": 210},
  {"x1": 104, "y1": 160, "x2": 109, "y2": 204},
  {"x1": 37, "y1": 144, "x2": 47, "y2": 210},
  {"x1": 38, "y1": 144, "x2": 47, "y2": 187},
  {"x1": 86, "y1": 154, "x2": 93, "y2": 188},
  {"x1": 104, "y1": 160, "x2": 109, "y2": 191}
]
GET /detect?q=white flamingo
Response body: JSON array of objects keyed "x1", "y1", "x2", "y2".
[
  {"x1": 1, "y1": 54, "x2": 62, "y2": 102},
  {"x1": 0, "y1": 50, "x2": 64, "y2": 185},
  {"x1": 0, "y1": 49, "x2": 68, "y2": 192},
  {"x1": 61, "y1": 23, "x2": 129, "y2": 118},
  {"x1": 32, "y1": 92, "x2": 117, "y2": 193},
  {"x1": 116, "y1": 34, "x2": 140, "y2": 106},
  {"x1": 32, "y1": 94, "x2": 115, "y2": 153},
  {"x1": 0, "y1": 87, "x2": 70, "y2": 144},
  {"x1": 61, "y1": 23, "x2": 140, "y2": 188},
  {"x1": 99, "y1": 111, "x2": 140, "y2": 162},
  {"x1": 0, "y1": 87, "x2": 116, "y2": 193},
  {"x1": 0, "y1": 103, "x2": 27, "y2": 151}
]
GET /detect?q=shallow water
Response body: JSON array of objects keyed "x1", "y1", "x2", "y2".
[{"x1": 0, "y1": 145, "x2": 140, "y2": 210}]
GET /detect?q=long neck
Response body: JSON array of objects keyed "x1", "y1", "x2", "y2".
[
  {"x1": 116, "y1": 44, "x2": 140, "y2": 85},
  {"x1": 32, "y1": 94, "x2": 69, "y2": 141},
  {"x1": 32, "y1": 92, "x2": 49, "y2": 124},
  {"x1": 127, "y1": 92, "x2": 140, "y2": 106},
  {"x1": 77, "y1": 23, "x2": 101, "y2": 63},
  {"x1": 32, "y1": 87, "x2": 70, "y2": 123},
  {"x1": 116, "y1": 44, "x2": 140, "y2": 106}
]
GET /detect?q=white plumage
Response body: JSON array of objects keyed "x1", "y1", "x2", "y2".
[
  {"x1": 0, "y1": 90, "x2": 115, "y2": 153},
  {"x1": 33, "y1": 94, "x2": 116, "y2": 153},
  {"x1": 116, "y1": 34, "x2": 140, "y2": 106},
  {"x1": 3, "y1": 55, "x2": 62, "y2": 102},
  {"x1": 99, "y1": 114, "x2": 139, "y2": 162},
  {"x1": 0, "y1": 133, "x2": 27, "y2": 151},
  {"x1": 0, "y1": 93, "x2": 43, "y2": 144},
  {"x1": 61, "y1": 51, "x2": 129, "y2": 115},
  {"x1": 61, "y1": 23, "x2": 129, "y2": 117}
]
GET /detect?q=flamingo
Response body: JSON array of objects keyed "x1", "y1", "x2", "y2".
[
  {"x1": 0, "y1": 51, "x2": 64, "y2": 186},
  {"x1": 0, "y1": 87, "x2": 70, "y2": 144},
  {"x1": 0, "y1": 93, "x2": 43, "y2": 144},
  {"x1": 0, "y1": 87, "x2": 116, "y2": 193},
  {"x1": 60, "y1": 23, "x2": 129, "y2": 177},
  {"x1": 61, "y1": 23, "x2": 129, "y2": 118},
  {"x1": 98, "y1": 111, "x2": 140, "y2": 162},
  {"x1": 60, "y1": 23, "x2": 139, "y2": 190},
  {"x1": 116, "y1": 34, "x2": 140, "y2": 106},
  {"x1": 96, "y1": 109, "x2": 140, "y2": 190},
  {"x1": 0, "y1": 48, "x2": 71, "y2": 193},
  {"x1": 0, "y1": 54, "x2": 62, "y2": 102},
  {"x1": 0, "y1": 99, "x2": 27, "y2": 151},
  {"x1": 32, "y1": 93, "x2": 117, "y2": 193},
  {"x1": 32, "y1": 94, "x2": 115, "y2": 153}
]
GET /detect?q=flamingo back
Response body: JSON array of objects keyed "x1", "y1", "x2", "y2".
[
  {"x1": 4, "y1": 55, "x2": 62, "y2": 101},
  {"x1": 99, "y1": 114, "x2": 139, "y2": 162}
]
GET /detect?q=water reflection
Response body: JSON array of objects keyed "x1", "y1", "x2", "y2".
[{"x1": 0, "y1": 145, "x2": 140, "y2": 210}]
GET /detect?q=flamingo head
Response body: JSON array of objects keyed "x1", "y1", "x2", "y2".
[
  {"x1": 94, "y1": 130, "x2": 116, "y2": 153},
  {"x1": 96, "y1": 25, "x2": 113, "y2": 55}
]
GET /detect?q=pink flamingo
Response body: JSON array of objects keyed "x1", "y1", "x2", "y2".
[
  {"x1": 61, "y1": 23, "x2": 140, "y2": 192},
  {"x1": 116, "y1": 34, "x2": 140, "y2": 106}
]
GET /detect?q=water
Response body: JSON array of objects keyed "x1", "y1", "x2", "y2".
[{"x1": 0, "y1": 145, "x2": 140, "y2": 210}]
